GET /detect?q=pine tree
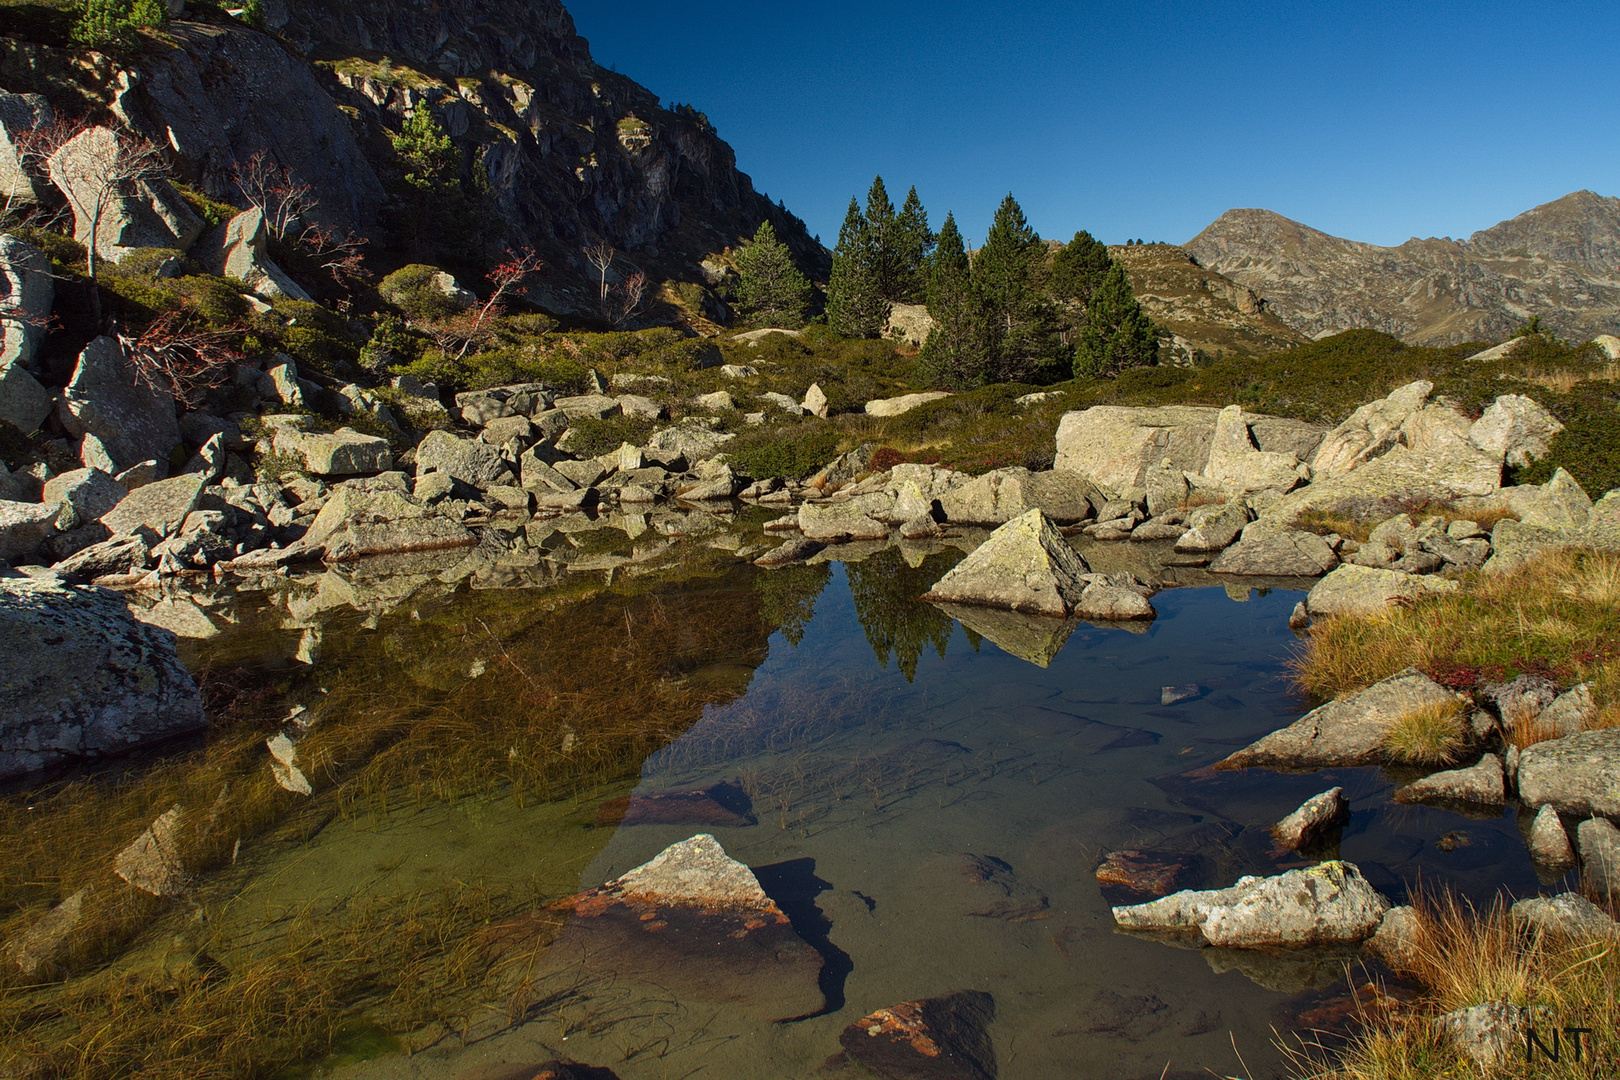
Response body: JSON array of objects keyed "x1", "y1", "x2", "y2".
[
  {"x1": 1073, "y1": 263, "x2": 1159, "y2": 378},
  {"x1": 826, "y1": 198, "x2": 888, "y2": 338},
  {"x1": 891, "y1": 186, "x2": 935, "y2": 303},
  {"x1": 918, "y1": 213, "x2": 986, "y2": 387},
  {"x1": 1050, "y1": 230, "x2": 1113, "y2": 307},
  {"x1": 972, "y1": 194, "x2": 1067, "y2": 383},
  {"x1": 864, "y1": 176, "x2": 898, "y2": 301},
  {"x1": 731, "y1": 221, "x2": 812, "y2": 328}
]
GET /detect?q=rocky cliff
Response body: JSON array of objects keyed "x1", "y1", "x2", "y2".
[
  {"x1": 0, "y1": 0, "x2": 825, "y2": 317},
  {"x1": 1186, "y1": 192, "x2": 1620, "y2": 346}
]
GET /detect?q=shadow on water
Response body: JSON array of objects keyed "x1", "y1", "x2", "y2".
[{"x1": 753, "y1": 857, "x2": 853, "y2": 1016}]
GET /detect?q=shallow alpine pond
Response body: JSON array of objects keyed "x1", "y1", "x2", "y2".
[{"x1": 0, "y1": 540, "x2": 1555, "y2": 1080}]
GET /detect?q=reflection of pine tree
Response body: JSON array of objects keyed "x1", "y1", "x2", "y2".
[
  {"x1": 755, "y1": 563, "x2": 832, "y2": 647},
  {"x1": 844, "y1": 549, "x2": 964, "y2": 682}
]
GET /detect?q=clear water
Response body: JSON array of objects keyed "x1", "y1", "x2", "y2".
[
  {"x1": 279, "y1": 551, "x2": 1541, "y2": 1080},
  {"x1": 2, "y1": 537, "x2": 1553, "y2": 1080}
]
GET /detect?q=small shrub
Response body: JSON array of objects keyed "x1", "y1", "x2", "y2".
[
  {"x1": 254, "y1": 449, "x2": 307, "y2": 481},
  {"x1": 724, "y1": 424, "x2": 841, "y2": 480},
  {"x1": 174, "y1": 275, "x2": 250, "y2": 326},
  {"x1": 379, "y1": 264, "x2": 467, "y2": 321},
  {"x1": 1382, "y1": 700, "x2": 1467, "y2": 765},
  {"x1": 560, "y1": 414, "x2": 656, "y2": 458}
]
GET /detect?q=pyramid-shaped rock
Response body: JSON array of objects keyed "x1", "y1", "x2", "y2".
[{"x1": 924, "y1": 509, "x2": 1088, "y2": 617}]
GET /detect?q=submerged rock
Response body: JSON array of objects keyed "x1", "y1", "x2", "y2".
[
  {"x1": 923, "y1": 510, "x2": 1087, "y2": 618},
  {"x1": 837, "y1": 990, "x2": 997, "y2": 1080},
  {"x1": 935, "y1": 853, "x2": 1049, "y2": 922},
  {"x1": 5, "y1": 888, "x2": 87, "y2": 976},
  {"x1": 1, "y1": 576, "x2": 204, "y2": 780},
  {"x1": 1216, "y1": 667, "x2": 1461, "y2": 771},
  {"x1": 540, "y1": 835, "x2": 824, "y2": 1022},
  {"x1": 1272, "y1": 787, "x2": 1351, "y2": 851},
  {"x1": 1113, "y1": 861, "x2": 1389, "y2": 949},
  {"x1": 113, "y1": 806, "x2": 187, "y2": 897},
  {"x1": 1094, "y1": 850, "x2": 1198, "y2": 901},
  {"x1": 596, "y1": 782, "x2": 756, "y2": 828}
]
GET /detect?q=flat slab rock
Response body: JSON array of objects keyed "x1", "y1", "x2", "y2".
[
  {"x1": 1217, "y1": 667, "x2": 1461, "y2": 770},
  {"x1": 1510, "y1": 892, "x2": 1618, "y2": 940},
  {"x1": 837, "y1": 990, "x2": 997, "y2": 1080},
  {"x1": 1112, "y1": 860, "x2": 1390, "y2": 949},
  {"x1": 1306, "y1": 563, "x2": 1459, "y2": 618},
  {"x1": 538, "y1": 835, "x2": 823, "y2": 1022}
]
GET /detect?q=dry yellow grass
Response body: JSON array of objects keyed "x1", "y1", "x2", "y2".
[
  {"x1": 1288, "y1": 891, "x2": 1619, "y2": 1080},
  {"x1": 1526, "y1": 362, "x2": 1620, "y2": 394},
  {"x1": 1294, "y1": 552, "x2": 1620, "y2": 738},
  {"x1": 1381, "y1": 701, "x2": 1468, "y2": 765}
]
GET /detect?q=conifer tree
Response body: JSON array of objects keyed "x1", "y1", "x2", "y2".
[
  {"x1": 1050, "y1": 230, "x2": 1113, "y2": 307},
  {"x1": 918, "y1": 213, "x2": 986, "y2": 387},
  {"x1": 731, "y1": 221, "x2": 812, "y2": 328},
  {"x1": 826, "y1": 197, "x2": 888, "y2": 338},
  {"x1": 1073, "y1": 263, "x2": 1159, "y2": 378},
  {"x1": 864, "y1": 176, "x2": 898, "y2": 300},
  {"x1": 891, "y1": 186, "x2": 935, "y2": 303},
  {"x1": 972, "y1": 194, "x2": 1067, "y2": 383}
]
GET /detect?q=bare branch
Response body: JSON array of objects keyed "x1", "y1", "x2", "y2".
[{"x1": 120, "y1": 311, "x2": 243, "y2": 406}]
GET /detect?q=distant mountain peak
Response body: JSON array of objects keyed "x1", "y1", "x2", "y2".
[{"x1": 1187, "y1": 192, "x2": 1620, "y2": 346}]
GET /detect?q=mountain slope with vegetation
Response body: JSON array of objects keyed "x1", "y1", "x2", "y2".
[
  {"x1": 0, "y1": 0, "x2": 826, "y2": 322},
  {"x1": 1188, "y1": 191, "x2": 1620, "y2": 346}
]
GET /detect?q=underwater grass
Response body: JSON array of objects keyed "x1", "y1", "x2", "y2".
[
  {"x1": 0, "y1": 556, "x2": 790, "y2": 1078},
  {"x1": 1294, "y1": 550, "x2": 1620, "y2": 718}
]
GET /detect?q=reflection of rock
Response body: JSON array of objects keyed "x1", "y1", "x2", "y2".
[
  {"x1": 596, "y1": 782, "x2": 756, "y2": 828},
  {"x1": 837, "y1": 990, "x2": 997, "y2": 1080},
  {"x1": 1202, "y1": 944, "x2": 1362, "y2": 994},
  {"x1": 932, "y1": 603, "x2": 1077, "y2": 667},
  {"x1": 540, "y1": 835, "x2": 824, "y2": 1022},
  {"x1": 931, "y1": 853, "x2": 1050, "y2": 922}
]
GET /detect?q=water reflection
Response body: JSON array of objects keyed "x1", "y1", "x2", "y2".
[{"x1": 844, "y1": 547, "x2": 963, "y2": 680}]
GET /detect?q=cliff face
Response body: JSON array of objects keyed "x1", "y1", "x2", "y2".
[
  {"x1": 0, "y1": 0, "x2": 824, "y2": 316},
  {"x1": 1186, "y1": 194, "x2": 1620, "y2": 346}
]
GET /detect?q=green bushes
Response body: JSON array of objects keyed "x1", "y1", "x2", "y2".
[
  {"x1": 1518, "y1": 385, "x2": 1620, "y2": 494},
  {"x1": 724, "y1": 423, "x2": 840, "y2": 480},
  {"x1": 72, "y1": 0, "x2": 166, "y2": 48}
]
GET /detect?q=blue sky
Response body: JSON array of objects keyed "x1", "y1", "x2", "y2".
[{"x1": 567, "y1": 1, "x2": 1619, "y2": 250}]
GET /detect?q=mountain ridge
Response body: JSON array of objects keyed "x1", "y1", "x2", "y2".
[{"x1": 1187, "y1": 192, "x2": 1620, "y2": 346}]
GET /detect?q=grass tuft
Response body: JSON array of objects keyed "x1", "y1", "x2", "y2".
[{"x1": 1381, "y1": 701, "x2": 1468, "y2": 766}]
